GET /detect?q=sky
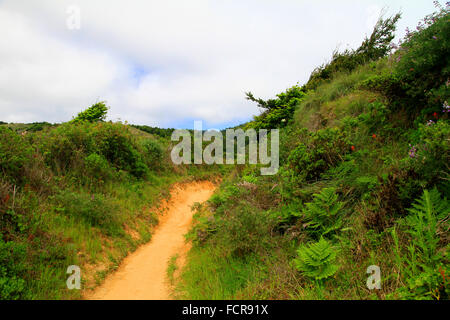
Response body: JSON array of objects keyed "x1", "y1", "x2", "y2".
[{"x1": 0, "y1": 0, "x2": 441, "y2": 129}]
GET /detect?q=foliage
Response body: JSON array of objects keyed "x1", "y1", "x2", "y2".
[
  {"x1": 216, "y1": 206, "x2": 276, "y2": 257},
  {"x1": 71, "y1": 102, "x2": 109, "y2": 123},
  {"x1": 306, "y1": 13, "x2": 401, "y2": 90},
  {"x1": 53, "y1": 191, "x2": 123, "y2": 236},
  {"x1": 141, "y1": 139, "x2": 164, "y2": 170},
  {"x1": 406, "y1": 120, "x2": 450, "y2": 192},
  {"x1": 132, "y1": 125, "x2": 175, "y2": 139},
  {"x1": 84, "y1": 153, "x2": 113, "y2": 182},
  {"x1": 245, "y1": 85, "x2": 305, "y2": 129},
  {"x1": 0, "y1": 127, "x2": 34, "y2": 185},
  {"x1": 303, "y1": 187, "x2": 344, "y2": 238},
  {"x1": 37, "y1": 122, "x2": 152, "y2": 178},
  {"x1": 392, "y1": 189, "x2": 449, "y2": 299},
  {"x1": 294, "y1": 237, "x2": 339, "y2": 281},
  {"x1": 395, "y1": 7, "x2": 450, "y2": 114},
  {"x1": 179, "y1": 6, "x2": 450, "y2": 300},
  {"x1": 288, "y1": 128, "x2": 351, "y2": 181},
  {"x1": 0, "y1": 240, "x2": 27, "y2": 300}
]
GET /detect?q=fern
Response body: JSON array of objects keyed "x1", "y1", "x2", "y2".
[
  {"x1": 294, "y1": 237, "x2": 339, "y2": 281},
  {"x1": 393, "y1": 188, "x2": 449, "y2": 299},
  {"x1": 303, "y1": 187, "x2": 344, "y2": 237}
]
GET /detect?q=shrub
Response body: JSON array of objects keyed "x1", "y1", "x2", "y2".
[
  {"x1": 288, "y1": 128, "x2": 351, "y2": 181},
  {"x1": 0, "y1": 240, "x2": 27, "y2": 300},
  {"x1": 216, "y1": 206, "x2": 276, "y2": 257},
  {"x1": 359, "y1": 73, "x2": 405, "y2": 109},
  {"x1": 38, "y1": 122, "x2": 150, "y2": 179},
  {"x1": 84, "y1": 153, "x2": 113, "y2": 182},
  {"x1": 362, "y1": 7, "x2": 449, "y2": 117},
  {"x1": 0, "y1": 127, "x2": 34, "y2": 185},
  {"x1": 94, "y1": 124, "x2": 149, "y2": 178},
  {"x1": 141, "y1": 139, "x2": 164, "y2": 170},
  {"x1": 294, "y1": 237, "x2": 339, "y2": 281},
  {"x1": 391, "y1": 6, "x2": 449, "y2": 115},
  {"x1": 406, "y1": 120, "x2": 450, "y2": 192},
  {"x1": 53, "y1": 191, "x2": 123, "y2": 236}
]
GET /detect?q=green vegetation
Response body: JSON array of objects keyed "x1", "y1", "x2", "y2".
[
  {"x1": 294, "y1": 237, "x2": 339, "y2": 281},
  {"x1": 177, "y1": 5, "x2": 449, "y2": 300},
  {"x1": 71, "y1": 101, "x2": 109, "y2": 123},
  {"x1": 1, "y1": 3, "x2": 449, "y2": 301},
  {"x1": 0, "y1": 103, "x2": 217, "y2": 299}
]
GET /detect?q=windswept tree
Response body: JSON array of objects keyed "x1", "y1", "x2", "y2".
[
  {"x1": 71, "y1": 101, "x2": 109, "y2": 123},
  {"x1": 245, "y1": 85, "x2": 305, "y2": 129},
  {"x1": 305, "y1": 12, "x2": 402, "y2": 90}
]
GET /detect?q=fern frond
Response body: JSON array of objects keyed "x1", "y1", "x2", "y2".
[{"x1": 294, "y1": 237, "x2": 339, "y2": 281}]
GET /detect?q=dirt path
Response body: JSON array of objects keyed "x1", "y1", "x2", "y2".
[{"x1": 86, "y1": 181, "x2": 215, "y2": 300}]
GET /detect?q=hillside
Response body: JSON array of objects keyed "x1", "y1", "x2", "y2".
[
  {"x1": 1, "y1": 5, "x2": 449, "y2": 301},
  {"x1": 175, "y1": 7, "x2": 449, "y2": 300},
  {"x1": 0, "y1": 105, "x2": 220, "y2": 299}
]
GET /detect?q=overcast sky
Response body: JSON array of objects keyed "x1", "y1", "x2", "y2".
[{"x1": 0, "y1": 0, "x2": 440, "y2": 129}]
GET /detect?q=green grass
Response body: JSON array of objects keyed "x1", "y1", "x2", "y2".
[{"x1": 167, "y1": 254, "x2": 179, "y2": 285}]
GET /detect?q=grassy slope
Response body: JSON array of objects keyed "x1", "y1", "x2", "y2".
[
  {"x1": 176, "y1": 50, "x2": 449, "y2": 299},
  {"x1": 0, "y1": 120, "x2": 221, "y2": 300}
]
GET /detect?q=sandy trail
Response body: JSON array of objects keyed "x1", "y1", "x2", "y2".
[{"x1": 86, "y1": 181, "x2": 215, "y2": 300}]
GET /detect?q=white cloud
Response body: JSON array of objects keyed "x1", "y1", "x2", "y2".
[{"x1": 0, "y1": 0, "x2": 438, "y2": 128}]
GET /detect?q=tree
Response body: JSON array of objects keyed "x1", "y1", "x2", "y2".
[
  {"x1": 245, "y1": 85, "x2": 305, "y2": 129},
  {"x1": 305, "y1": 12, "x2": 401, "y2": 90},
  {"x1": 72, "y1": 102, "x2": 109, "y2": 123}
]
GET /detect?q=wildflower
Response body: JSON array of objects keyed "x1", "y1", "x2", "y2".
[
  {"x1": 372, "y1": 134, "x2": 377, "y2": 139},
  {"x1": 443, "y1": 101, "x2": 450, "y2": 113},
  {"x1": 427, "y1": 120, "x2": 435, "y2": 126},
  {"x1": 351, "y1": 146, "x2": 355, "y2": 151},
  {"x1": 433, "y1": 36, "x2": 438, "y2": 40},
  {"x1": 433, "y1": 112, "x2": 438, "y2": 119},
  {"x1": 409, "y1": 144, "x2": 417, "y2": 159}
]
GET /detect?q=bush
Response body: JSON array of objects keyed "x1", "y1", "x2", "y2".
[
  {"x1": 141, "y1": 139, "x2": 164, "y2": 170},
  {"x1": 398, "y1": 10, "x2": 449, "y2": 104},
  {"x1": 0, "y1": 240, "x2": 27, "y2": 300},
  {"x1": 216, "y1": 206, "x2": 276, "y2": 257},
  {"x1": 406, "y1": 120, "x2": 450, "y2": 192},
  {"x1": 359, "y1": 73, "x2": 405, "y2": 108},
  {"x1": 53, "y1": 191, "x2": 123, "y2": 236},
  {"x1": 94, "y1": 123, "x2": 149, "y2": 178},
  {"x1": 38, "y1": 122, "x2": 150, "y2": 179},
  {"x1": 288, "y1": 128, "x2": 351, "y2": 181},
  {"x1": 84, "y1": 153, "x2": 113, "y2": 182},
  {"x1": 0, "y1": 127, "x2": 34, "y2": 185}
]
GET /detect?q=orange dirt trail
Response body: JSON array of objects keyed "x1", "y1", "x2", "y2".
[{"x1": 86, "y1": 181, "x2": 216, "y2": 300}]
